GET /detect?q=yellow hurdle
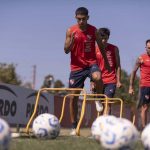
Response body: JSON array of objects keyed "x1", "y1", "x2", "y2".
[
  {"x1": 132, "y1": 114, "x2": 136, "y2": 124},
  {"x1": 25, "y1": 88, "x2": 86, "y2": 134},
  {"x1": 85, "y1": 96, "x2": 123, "y2": 118},
  {"x1": 59, "y1": 93, "x2": 108, "y2": 136},
  {"x1": 76, "y1": 93, "x2": 109, "y2": 135},
  {"x1": 85, "y1": 94, "x2": 108, "y2": 117},
  {"x1": 60, "y1": 94, "x2": 123, "y2": 136},
  {"x1": 104, "y1": 98, "x2": 123, "y2": 118}
]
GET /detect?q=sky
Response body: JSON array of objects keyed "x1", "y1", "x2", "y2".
[{"x1": 0, "y1": 0, "x2": 150, "y2": 90}]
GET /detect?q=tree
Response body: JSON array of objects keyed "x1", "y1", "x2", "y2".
[
  {"x1": 41, "y1": 74, "x2": 54, "y2": 88},
  {"x1": 0, "y1": 63, "x2": 22, "y2": 85},
  {"x1": 53, "y1": 80, "x2": 66, "y2": 95},
  {"x1": 41, "y1": 74, "x2": 65, "y2": 95},
  {"x1": 54, "y1": 80, "x2": 64, "y2": 88}
]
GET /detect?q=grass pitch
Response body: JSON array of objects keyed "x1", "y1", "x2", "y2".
[{"x1": 10, "y1": 128, "x2": 144, "y2": 150}]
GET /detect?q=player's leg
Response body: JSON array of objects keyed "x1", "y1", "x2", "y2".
[
  {"x1": 103, "y1": 83, "x2": 116, "y2": 115},
  {"x1": 139, "y1": 87, "x2": 150, "y2": 130},
  {"x1": 90, "y1": 64, "x2": 104, "y2": 112},
  {"x1": 90, "y1": 64, "x2": 103, "y2": 94},
  {"x1": 69, "y1": 90, "x2": 80, "y2": 130},
  {"x1": 69, "y1": 69, "x2": 87, "y2": 135},
  {"x1": 140, "y1": 104, "x2": 148, "y2": 129}
]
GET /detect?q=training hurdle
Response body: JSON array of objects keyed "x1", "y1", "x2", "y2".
[
  {"x1": 132, "y1": 114, "x2": 136, "y2": 124},
  {"x1": 25, "y1": 88, "x2": 86, "y2": 134},
  {"x1": 85, "y1": 96, "x2": 123, "y2": 118},
  {"x1": 106, "y1": 98, "x2": 123, "y2": 118},
  {"x1": 59, "y1": 93, "x2": 108, "y2": 136}
]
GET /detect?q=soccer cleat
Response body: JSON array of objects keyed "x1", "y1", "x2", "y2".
[
  {"x1": 70, "y1": 128, "x2": 76, "y2": 136},
  {"x1": 95, "y1": 101, "x2": 103, "y2": 112},
  {"x1": 11, "y1": 133, "x2": 21, "y2": 138}
]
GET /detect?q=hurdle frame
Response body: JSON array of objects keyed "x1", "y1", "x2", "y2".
[
  {"x1": 59, "y1": 93, "x2": 108, "y2": 135},
  {"x1": 25, "y1": 88, "x2": 86, "y2": 134}
]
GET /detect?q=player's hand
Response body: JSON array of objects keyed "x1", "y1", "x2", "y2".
[
  {"x1": 90, "y1": 82, "x2": 95, "y2": 92},
  {"x1": 64, "y1": 29, "x2": 76, "y2": 54},
  {"x1": 66, "y1": 32, "x2": 75, "y2": 53},
  {"x1": 116, "y1": 81, "x2": 122, "y2": 88},
  {"x1": 129, "y1": 87, "x2": 134, "y2": 95}
]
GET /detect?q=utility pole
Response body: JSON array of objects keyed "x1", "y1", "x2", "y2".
[{"x1": 32, "y1": 65, "x2": 36, "y2": 89}]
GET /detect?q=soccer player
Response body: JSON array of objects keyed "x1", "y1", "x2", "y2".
[
  {"x1": 64, "y1": 7, "x2": 110, "y2": 135},
  {"x1": 91, "y1": 28, "x2": 121, "y2": 114},
  {"x1": 129, "y1": 39, "x2": 150, "y2": 130}
]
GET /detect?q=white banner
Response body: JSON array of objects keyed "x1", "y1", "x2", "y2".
[{"x1": 0, "y1": 83, "x2": 54, "y2": 126}]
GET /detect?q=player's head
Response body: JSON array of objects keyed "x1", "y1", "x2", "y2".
[
  {"x1": 146, "y1": 39, "x2": 150, "y2": 55},
  {"x1": 98, "y1": 28, "x2": 110, "y2": 44},
  {"x1": 75, "y1": 7, "x2": 88, "y2": 16},
  {"x1": 75, "y1": 7, "x2": 89, "y2": 28}
]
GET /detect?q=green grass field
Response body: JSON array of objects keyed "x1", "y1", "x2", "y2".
[{"x1": 9, "y1": 129, "x2": 144, "y2": 150}]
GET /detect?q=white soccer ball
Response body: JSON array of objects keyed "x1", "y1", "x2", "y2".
[
  {"x1": 117, "y1": 118, "x2": 139, "y2": 143},
  {"x1": 100, "y1": 117, "x2": 139, "y2": 150},
  {"x1": 91, "y1": 118, "x2": 101, "y2": 141},
  {"x1": 141, "y1": 123, "x2": 150, "y2": 149},
  {"x1": 32, "y1": 113, "x2": 60, "y2": 139},
  {"x1": 97, "y1": 115, "x2": 123, "y2": 149},
  {"x1": 0, "y1": 118, "x2": 11, "y2": 150},
  {"x1": 91, "y1": 115, "x2": 117, "y2": 142}
]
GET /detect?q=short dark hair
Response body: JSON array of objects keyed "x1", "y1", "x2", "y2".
[
  {"x1": 146, "y1": 39, "x2": 150, "y2": 45},
  {"x1": 98, "y1": 28, "x2": 110, "y2": 37},
  {"x1": 75, "y1": 7, "x2": 88, "y2": 16}
]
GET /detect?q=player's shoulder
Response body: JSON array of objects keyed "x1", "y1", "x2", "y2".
[
  {"x1": 67, "y1": 24, "x2": 79, "y2": 33},
  {"x1": 139, "y1": 53, "x2": 149, "y2": 60},
  {"x1": 140, "y1": 53, "x2": 147, "y2": 57},
  {"x1": 69, "y1": 24, "x2": 78, "y2": 31},
  {"x1": 107, "y1": 43, "x2": 118, "y2": 50},
  {"x1": 87, "y1": 24, "x2": 97, "y2": 31},
  {"x1": 138, "y1": 53, "x2": 147, "y2": 63}
]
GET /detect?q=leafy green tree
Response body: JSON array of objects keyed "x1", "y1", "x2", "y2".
[
  {"x1": 41, "y1": 74, "x2": 54, "y2": 88},
  {"x1": 0, "y1": 63, "x2": 22, "y2": 85},
  {"x1": 53, "y1": 80, "x2": 65, "y2": 95},
  {"x1": 54, "y1": 80, "x2": 64, "y2": 88},
  {"x1": 41, "y1": 74, "x2": 65, "y2": 94}
]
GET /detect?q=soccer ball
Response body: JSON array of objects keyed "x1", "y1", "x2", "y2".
[
  {"x1": 91, "y1": 115, "x2": 118, "y2": 142},
  {"x1": 91, "y1": 118, "x2": 102, "y2": 141},
  {"x1": 141, "y1": 123, "x2": 150, "y2": 149},
  {"x1": 117, "y1": 118, "x2": 139, "y2": 143},
  {"x1": 100, "y1": 117, "x2": 139, "y2": 150},
  {"x1": 32, "y1": 113, "x2": 60, "y2": 139},
  {"x1": 0, "y1": 118, "x2": 11, "y2": 150}
]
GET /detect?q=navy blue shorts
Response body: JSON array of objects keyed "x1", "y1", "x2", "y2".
[
  {"x1": 137, "y1": 87, "x2": 150, "y2": 108},
  {"x1": 103, "y1": 83, "x2": 116, "y2": 98},
  {"x1": 69, "y1": 64, "x2": 100, "y2": 88}
]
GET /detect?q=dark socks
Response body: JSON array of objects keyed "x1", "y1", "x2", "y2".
[{"x1": 72, "y1": 121, "x2": 77, "y2": 129}]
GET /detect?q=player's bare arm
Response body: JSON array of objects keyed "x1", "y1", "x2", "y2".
[
  {"x1": 129, "y1": 57, "x2": 140, "y2": 94},
  {"x1": 115, "y1": 47, "x2": 122, "y2": 88},
  {"x1": 95, "y1": 29, "x2": 111, "y2": 72},
  {"x1": 64, "y1": 28, "x2": 74, "y2": 54}
]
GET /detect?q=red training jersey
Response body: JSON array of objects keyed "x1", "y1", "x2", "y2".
[
  {"x1": 95, "y1": 43, "x2": 117, "y2": 84},
  {"x1": 69, "y1": 24, "x2": 97, "y2": 71},
  {"x1": 139, "y1": 53, "x2": 150, "y2": 87}
]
